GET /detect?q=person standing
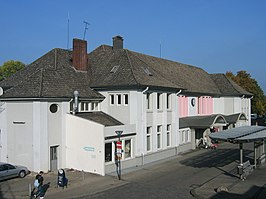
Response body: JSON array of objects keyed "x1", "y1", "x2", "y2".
[{"x1": 34, "y1": 171, "x2": 44, "y2": 198}]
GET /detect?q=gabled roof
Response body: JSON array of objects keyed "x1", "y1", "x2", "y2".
[
  {"x1": 75, "y1": 111, "x2": 123, "y2": 127},
  {"x1": 210, "y1": 74, "x2": 253, "y2": 97},
  {"x1": 89, "y1": 45, "x2": 221, "y2": 95},
  {"x1": 0, "y1": 48, "x2": 104, "y2": 101},
  {"x1": 223, "y1": 113, "x2": 247, "y2": 124}
]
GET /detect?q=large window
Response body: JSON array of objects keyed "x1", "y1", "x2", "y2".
[
  {"x1": 146, "y1": 93, "x2": 152, "y2": 110},
  {"x1": 167, "y1": 94, "x2": 171, "y2": 110},
  {"x1": 105, "y1": 143, "x2": 112, "y2": 162},
  {"x1": 157, "y1": 125, "x2": 162, "y2": 149},
  {"x1": 179, "y1": 128, "x2": 191, "y2": 144},
  {"x1": 105, "y1": 139, "x2": 133, "y2": 163},
  {"x1": 166, "y1": 124, "x2": 171, "y2": 147},
  {"x1": 110, "y1": 94, "x2": 115, "y2": 105},
  {"x1": 117, "y1": 94, "x2": 122, "y2": 105},
  {"x1": 124, "y1": 94, "x2": 129, "y2": 105},
  {"x1": 147, "y1": 126, "x2": 152, "y2": 151},
  {"x1": 124, "y1": 139, "x2": 132, "y2": 158},
  {"x1": 157, "y1": 93, "x2": 162, "y2": 110}
]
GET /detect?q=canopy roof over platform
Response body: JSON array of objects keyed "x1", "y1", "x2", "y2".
[{"x1": 209, "y1": 126, "x2": 266, "y2": 143}]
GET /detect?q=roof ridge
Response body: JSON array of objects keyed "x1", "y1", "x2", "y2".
[
  {"x1": 125, "y1": 49, "x2": 139, "y2": 86},
  {"x1": 223, "y1": 74, "x2": 242, "y2": 96},
  {"x1": 39, "y1": 69, "x2": 44, "y2": 97}
]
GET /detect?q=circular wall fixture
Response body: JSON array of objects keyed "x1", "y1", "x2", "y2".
[
  {"x1": 49, "y1": 104, "x2": 59, "y2": 113},
  {"x1": 191, "y1": 98, "x2": 195, "y2": 107}
]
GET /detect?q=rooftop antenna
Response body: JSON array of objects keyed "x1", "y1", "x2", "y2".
[
  {"x1": 83, "y1": 21, "x2": 90, "y2": 40},
  {"x1": 160, "y1": 42, "x2": 162, "y2": 58},
  {"x1": 67, "y1": 12, "x2": 70, "y2": 49}
]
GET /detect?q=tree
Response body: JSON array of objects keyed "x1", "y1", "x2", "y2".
[
  {"x1": 226, "y1": 70, "x2": 266, "y2": 115},
  {"x1": 0, "y1": 60, "x2": 25, "y2": 81}
]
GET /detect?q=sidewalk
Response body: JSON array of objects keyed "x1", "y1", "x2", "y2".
[
  {"x1": 1, "y1": 144, "x2": 266, "y2": 199},
  {"x1": 190, "y1": 160, "x2": 266, "y2": 199}
]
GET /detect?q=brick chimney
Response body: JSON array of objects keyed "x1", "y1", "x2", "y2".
[
  {"x1": 112, "y1": 35, "x2": 123, "y2": 50},
  {"x1": 72, "y1": 38, "x2": 88, "y2": 71}
]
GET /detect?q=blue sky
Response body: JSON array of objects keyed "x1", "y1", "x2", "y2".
[{"x1": 1, "y1": 0, "x2": 266, "y2": 93}]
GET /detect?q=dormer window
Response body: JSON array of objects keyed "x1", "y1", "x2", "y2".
[
  {"x1": 110, "y1": 65, "x2": 120, "y2": 73},
  {"x1": 144, "y1": 68, "x2": 153, "y2": 76}
]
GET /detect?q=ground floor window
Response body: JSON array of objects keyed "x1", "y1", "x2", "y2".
[
  {"x1": 179, "y1": 128, "x2": 191, "y2": 144},
  {"x1": 105, "y1": 143, "x2": 112, "y2": 162},
  {"x1": 147, "y1": 127, "x2": 152, "y2": 152},
  {"x1": 166, "y1": 124, "x2": 171, "y2": 147},
  {"x1": 105, "y1": 138, "x2": 133, "y2": 163},
  {"x1": 157, "y1": 125, "x2": 162, "y2": 149},
  {"x1": 124, "y1": 139, "x2": 132, "y2": 158}
]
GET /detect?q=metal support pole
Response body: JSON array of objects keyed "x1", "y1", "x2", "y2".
[
  {"x1": 240, "y1": 143, "x2": 243, "y2": 164},
  {"x1": 118, "y1": 136, "x2": 121, "y2": 180},
  {"x1": 254, "y1": 142, "x2": 257, "y2": 169}
]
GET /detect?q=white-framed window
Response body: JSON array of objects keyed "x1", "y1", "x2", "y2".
[
  {"x1": 147, "y1": 126, "x2": 152, "y2": 152},
  {"x1": 166, "y1": 124, "x2": 171, "y2": 147},
  {"x1": 105, "y1": 138, "x2": 133, "y2": 163},
  {"x1": 110, "y1": 93, "x2": 129, "y2": 106},
  {"x1": 167, "y1": 93, "x2": 171, "y2": 110},
  {"x1": 105, "y1": 142, "x2": 112, "y2": 162},
  {"x1": 146, "y1": 93, "x2": 152, "y2": 110},
  {"x1": 157, "y1": 93, "x2": 162, "y2": 110},
  {"x1": 124, "y1": 94, "x2": 129, "y2": 105},
  {"x1": 117, "y1": 94, "x2": 122, "y2": 105},
  {"x1": 124, "y1": 139, "x2": 132, "y2": 158},
  {"x1": 157, "y1": 125, "x2": 162, "y2": 149},
  {"x1": 90, "y1": 102, "x2": 99, "y2": 111},
  {"x1": 110, "y1": 94, "x2": 115, "y2": 105},
  {"x1": 179, "y1": 128, "x2": 191, "y2": 144}
]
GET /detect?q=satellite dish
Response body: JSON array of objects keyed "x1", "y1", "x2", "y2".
[{"x1": 0, "y1": 87, "x2": 3, "y2": 96}]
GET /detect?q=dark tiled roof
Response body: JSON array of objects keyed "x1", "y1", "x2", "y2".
[
  {"x1": 89, "y1": 45, "x2": 221, "y2": 95},
  {"x1": 0, "y1": 49, "x2": 104, "y2": 100},
  {"x1": 75, "y1": 111, "x2": 123, "y2": 126},
  {"x1": 179, "y1": 114, "x2": 227, "y2": 129},
  {"x1": 210, "y1": 74, "x2": 253, "y2": 97},
  {"x1": 89, "y1": 45, "x2": 182, "y2": 92}
]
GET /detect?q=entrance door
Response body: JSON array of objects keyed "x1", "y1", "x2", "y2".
[{"x1": 50, "y1": 146, "x2": 58, "y2": 172}]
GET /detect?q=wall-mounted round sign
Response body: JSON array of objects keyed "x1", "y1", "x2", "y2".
[
  {"x1": 191, "y1": 98, "x2": 195, "y2": 107},
  {"x1": 0, "y1": 87, "x2": 3, "y2": 96}
]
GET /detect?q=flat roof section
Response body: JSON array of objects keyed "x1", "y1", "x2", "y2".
[{"x1": 209, "y1": 126, "x2": 266, "y2": 143}]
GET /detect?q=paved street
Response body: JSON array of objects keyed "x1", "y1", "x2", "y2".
[
  {"x1": 73, "y1": 142, "x2": 250, "y2": 199},
  {"x1": 1, "y1": 141, "x2": 266, "y2": 199}
]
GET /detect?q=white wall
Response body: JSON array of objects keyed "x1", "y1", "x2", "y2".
[
  {"x1": 3, "y1": 102, "x2": 34, "y2": 170},
  {"x1": 65, "y1": 114, "x2": 105, "y2": 175},
  {"x1": 213, "y1": 97, "x2": 225, "y2": 114},
  {"x1": 0, "y1": 102, "x2": 7, "y2": 162}
]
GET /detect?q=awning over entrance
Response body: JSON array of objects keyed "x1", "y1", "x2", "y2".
[
  {"x1": 223, "y1": 113, "x2": 247, "y2": 125},
  {"x1": 209, "y1": 126, "x2": 266, "y2": 143},
  {"x1": 180, "y1": 114, "x2": 227, "y2": 129}
]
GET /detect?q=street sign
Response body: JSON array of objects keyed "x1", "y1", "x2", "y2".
[
  {"x1": 116, "y1": 141, "x2": 122, "y2": 149},
  {"x1": 115, "y1": 130, "x2": 123, "y2": 137}
]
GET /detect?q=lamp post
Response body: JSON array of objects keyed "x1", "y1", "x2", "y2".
[
  {"x1": 115, "y1": 130, "x2": 123, "y2": 180},
  {"x1": 73, "y1": 90, "x2": 79, "y2": 114}
]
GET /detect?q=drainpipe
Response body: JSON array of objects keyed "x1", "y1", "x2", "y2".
[
  {"x1": 176, "y1": 89, "x2": 182, "y2": 96},
  {"x1": 142, "y1": 87, "x2": 149, "y2": 94},
  {"x1": 141, "y1": 87, "x2": 149, "y2": 165},
  {"x1": 73, "y1": 90, "x2": 79, "y2": 115}
]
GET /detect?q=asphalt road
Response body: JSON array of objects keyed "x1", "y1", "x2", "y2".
[{"x1": 74, "y1": 142, "x2": 252, "y2": 199}]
